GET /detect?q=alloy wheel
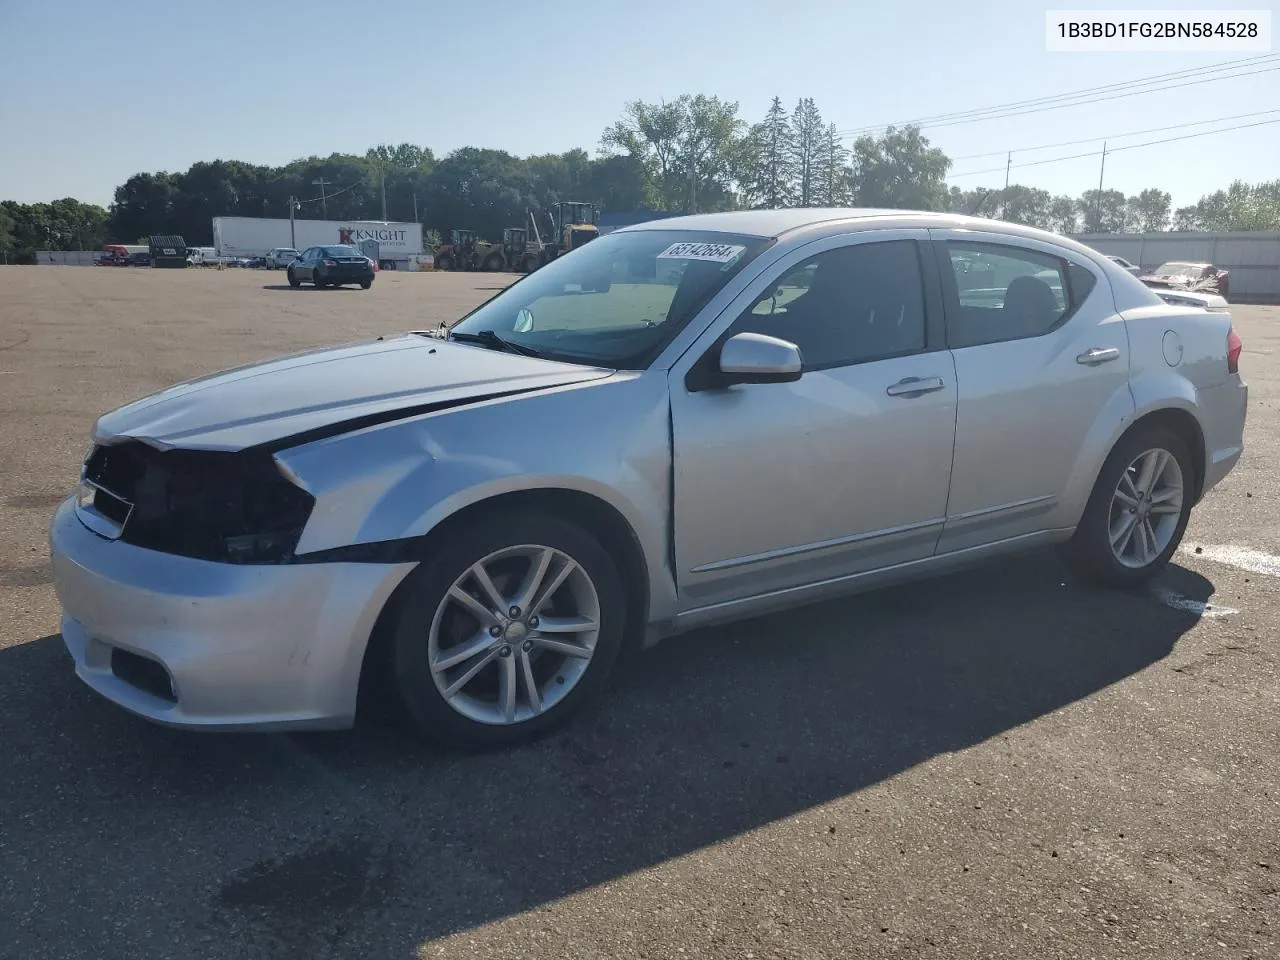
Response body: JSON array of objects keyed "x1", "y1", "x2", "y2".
[
  {"x1": 427, "y1": 544, "x2": 601, "y2": 725},
  {"x1": 1108, "y1": 447, "x2": 1184, "y2": 568}
]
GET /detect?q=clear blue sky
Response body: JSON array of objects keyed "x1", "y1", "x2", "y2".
[{"x1": 2, "y1": 0, "x2": 1276, "y2": 209}]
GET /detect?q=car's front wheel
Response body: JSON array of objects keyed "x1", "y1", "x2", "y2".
[
  {"x1": 287, "y1": 268, "x2": 300, "y2": 288},
  {"x1": 1061, "y1": 424, "x2": 1194, "y2": 586},
  {"x1": 388, "y1": 512, "x2": 626, "y2": 749}
]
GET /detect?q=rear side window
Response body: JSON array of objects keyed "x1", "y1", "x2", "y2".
[{"x1": 944, "y1": 241, "x2": 1096, "y2": 349}]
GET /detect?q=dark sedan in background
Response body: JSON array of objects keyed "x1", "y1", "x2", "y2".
[{"x1": 287, "y1": 245, "x2": 375, "y2": 289}]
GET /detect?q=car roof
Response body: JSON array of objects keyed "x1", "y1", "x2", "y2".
[
  {"x1": 616, "y1": 207, "x2": 913, "y2": 238},
  {"x1": 614, "y1": 207, "x2": 1114, "y2": 263}
]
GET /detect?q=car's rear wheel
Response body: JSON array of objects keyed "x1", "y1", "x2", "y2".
[
  {"x1": 313, "y1": 272, "x2": 327, "y2": 288},
  {"x1": 1061, "y1": 424, "x2": 1194, "y2": 587},
  {"x1": 360, "y1": 279, "x2": 372, "y2": 289},
  {"x1": 388, "y1": 512, "x2": 626, "y2": 749}
]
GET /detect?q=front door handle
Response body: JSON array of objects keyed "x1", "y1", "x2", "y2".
[
  {"x1": 1077, "y1": 346, "x2": 1120, "y2": 365},
  {"x1": 886, "y1": 376, "x2": 946, "y2": 398}
]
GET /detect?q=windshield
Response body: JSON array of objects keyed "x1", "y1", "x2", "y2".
[
  {"x1": 449, "y1": 229, "x2": 772, "y2": 368},
  {"x1": 1154, "y1": 261, "x2": 1202, "y2": 276}
]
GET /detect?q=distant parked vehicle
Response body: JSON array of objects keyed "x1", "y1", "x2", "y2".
[
  {"x1": 126, "y1": 252, "x2": 152, "y2": 267},
  {"x1": 1139, "y1": 261, "x2": 1230, "y2": 301},
  {"x1": 1106, "y1": 255, "x2": 1142, "y2": 277},
  {"x1": 266, "y1": 247, "x2": 300, "y2": 269},
  {"x1": 96, "y1": 244, "x2": 145, "y2": 266},
  {"x1": 287, "y1": 245, "x2": 375, "y2": 289}
]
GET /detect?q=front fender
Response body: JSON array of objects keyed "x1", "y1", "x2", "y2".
[{"x1": 276, "y1": 372, "x2": 678, "y2": 616}]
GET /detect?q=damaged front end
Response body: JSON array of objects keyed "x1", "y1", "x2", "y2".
[{"x1": 77, "y1": 441, "x2": 314, "y2": 564}]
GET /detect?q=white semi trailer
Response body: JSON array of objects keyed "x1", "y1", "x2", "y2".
[{"x1": 212, "y1": 217, "x2": 424, "y2": 269}]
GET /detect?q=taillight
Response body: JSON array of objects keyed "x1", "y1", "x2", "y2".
[
  {"x1": 322, "y1": 258, "x2": 337, "y2": 267},
  {"x1": 1227, "y1": 327, "x2": 1242, "y2": 374}
]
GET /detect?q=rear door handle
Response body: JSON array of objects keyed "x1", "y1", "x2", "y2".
[
  {"x1": 886, "y1": 376, "x2": 946, "y2": 397},
  {"x1": 1077, "y1": 346, "x2": 1120, "y2": 365}
]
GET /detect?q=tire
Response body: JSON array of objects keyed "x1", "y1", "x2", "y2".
[
  {"x1": 313, "y1": 272, "x2": 327, "y2": 288},
  {"x1": 287, "y1": 268, "x2": 300, "y2": 288},
  {"x1": 1060, "y1": 424, "x2": 1194, "y2": 587},
  {"x1": 483, "y1": 255, "x2": 503, "y2": 272},
  {"x1": 360, "y1": 279, "x2": 372, "y2": 289},
  {"x1": 387, "y1": 511, "x2": 627, "y2": 750},
  {"x1": 436, "y1": 255, "x2": 452, "y2": 272},
  {"x1": 522, "y1": 256, "x2": 537, "y2": 273}
]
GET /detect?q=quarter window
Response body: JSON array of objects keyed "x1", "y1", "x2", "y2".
[
  {"x1": 732, "y1": 240, "x2": 928, "y2": 369},
  {"x1": 944, "y1": 241, "x2": 1096, "y2": 348}
]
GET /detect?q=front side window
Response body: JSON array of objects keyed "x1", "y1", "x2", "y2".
[
  {"x1": 944, "y1": 241, "x2": 1096, "y2": 348},
  {"x1": 729, "y1": 240, "x2": 928, "y2": 369},
  {"x1": 449, "y1": 230, "x2": 772, "y2": 368}
]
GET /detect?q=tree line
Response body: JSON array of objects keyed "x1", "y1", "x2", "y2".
[{"x1": 2, "y1": 94, "x2": 1277, "y2": 259}]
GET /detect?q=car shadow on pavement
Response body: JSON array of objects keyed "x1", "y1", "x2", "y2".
[
  {"x1": 260, "y1": 285, "x2": 363, "y2": 292},
  {"x1": 1, "y1": 551, "x2": 1214, "y2": 959}
]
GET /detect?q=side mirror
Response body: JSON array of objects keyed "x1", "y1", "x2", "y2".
[{"x1": 718, "y1": 332, "x2": 802, "y2": 384}]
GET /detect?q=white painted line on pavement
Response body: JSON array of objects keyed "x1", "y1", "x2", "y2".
[
  {"x1": 1181, "y1": 543, "x2": 1280, "y2": 577},
  {"x1": 1149, "y1": 586, "x2": 1238, "y2": 618}
]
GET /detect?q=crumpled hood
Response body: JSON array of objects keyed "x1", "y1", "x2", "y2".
[{"x1": 93, "y1": 334, "x2": 614, "y2": 451}]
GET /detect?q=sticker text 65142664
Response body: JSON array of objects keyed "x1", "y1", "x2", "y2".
[{"x1": 656, "y1": 242, "x2": 746, "y2": 264}]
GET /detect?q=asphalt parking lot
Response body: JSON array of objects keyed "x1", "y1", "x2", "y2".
[{"x1": 1, "y1": 266, "x2": 1277, "y2": 960}]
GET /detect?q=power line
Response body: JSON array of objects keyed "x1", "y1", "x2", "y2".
[
  {"x1": 841, "y1": 64, "x2": 1280, "y2": 139},
  {"x1": 297, "y1": 181, "x2": 358, "y2": 206},
  {"x1": 947, "y1": 116, "x2": 1280, "y2": 180},
  {"x1": 950, "y1": 107, "x2": 1280, "y2": 161},
  {"x1": 836, "y1": 55, "x2": 1279, "y2": 138},
  {"x1": 835, "y1": 53, "x2": 1276, "y2": 135}
]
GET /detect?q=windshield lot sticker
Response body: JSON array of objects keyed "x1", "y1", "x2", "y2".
[{"x1": 657, "y1": 242, "x2": 746, "y2": 264}]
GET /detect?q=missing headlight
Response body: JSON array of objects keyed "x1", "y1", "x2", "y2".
[{"x1": 83, "y1": 442, "x2": 315, "y2": 564}]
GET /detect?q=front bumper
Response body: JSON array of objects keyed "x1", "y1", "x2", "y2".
[{"x1": 49, "y1": 498, "x2": 414, "y2": 731}]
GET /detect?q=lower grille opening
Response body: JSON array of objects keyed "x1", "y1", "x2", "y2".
[{"x1": 110, "y1": 648, "x2": 177, "y2": 703}]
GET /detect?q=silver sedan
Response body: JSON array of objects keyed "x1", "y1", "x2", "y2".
[{"x1": 49, "y1": 209, "x2": 1248, "y2": 748}]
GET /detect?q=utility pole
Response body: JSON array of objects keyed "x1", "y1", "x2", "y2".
[
  {"x1": 1094, "y1": 142, "x2": 1107, "y2": 231},
  {"x1": 412, "y1": 191, "x2": 418, "y2": 224},
  {"x1": 288, "y1": 196, "x2": 298, "y2": 249},
  {"x1": 312, "y1": 178, "x2": 331, "y2": 219},
  {"x1": 1002, "y1": 151, "x2": 1012, "y2": 219},
  {"x1": 380, "y1": 167, "x2": 388, "y2": 222}
]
